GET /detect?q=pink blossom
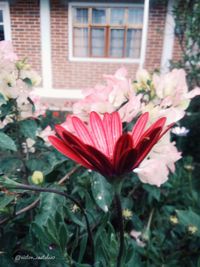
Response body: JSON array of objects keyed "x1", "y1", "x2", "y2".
[
  {"x1": 37, "y1": 126, "x2": 55, "y2": 145},
  {"x1": 149, "y1": 135, "x2": 182, "y2": 173},
  {"x1": 130, "y1": 230, "x2": 145, "y2": 247},
  {"x1": 119, "y1": 94, "x2": 142, "y2": 122},
  {"x1": 185, "y1": 87, "x2": 200, "y2": 99},
  {"x1": 136, "y1": 68, "x2": 151, "y2": 84},
  {"x1": 0, "y1": 41, "x2": 18, "y2": 61},
  {"x1": 134, "y1": 159, "x2": 170, "y2": 187},
  {"x1": 153, "y1": 69, "x2": 200, "y2": 110}
]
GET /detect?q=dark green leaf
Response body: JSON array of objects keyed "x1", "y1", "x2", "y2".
[
  {"x1": 19, "y1": 119, "x2": 38, "y2": 139},
  {"x1": 0, "y1": 132, "x2": 17, "y2": 151},
  {"x1": 91, "y1": 173, "x2": 114, "y2": 212}
]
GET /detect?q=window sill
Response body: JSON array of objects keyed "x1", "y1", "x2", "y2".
[{"x1": 68, "y1": 56, "x2": 141, "y2": 64}]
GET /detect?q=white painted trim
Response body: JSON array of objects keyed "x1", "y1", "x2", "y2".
[
  {"x1": 161, "y1": 0, "x2": 175, "y2": 73},
  {"x1": 69, "y1": 2, "x2": 144, "y2": 8},
  {"x1": 68, "y1": 2, "x2": 147, "y2": 64},
  {"x1": 0, "y1": 1, "x2": 12, "y2": 40},
  {"x1": 34, "y1": 88, "x2": 83, "y2": 100},
  {"x1": 69, "y1": 57, "x2": 140, "y2": 64},
  {"x1": 40, "y1": 0, "x2": 52, "y2": 89},
  {"x1": 139, "y1": 0, "x2": 149, "y2": 68}
]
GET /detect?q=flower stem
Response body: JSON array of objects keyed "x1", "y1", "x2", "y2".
[
  {"x1": 8, "y1": 184, "x2": 95, "y2": 266},
  {"x1": 114, "y1": 193, "x2": 124, "y2": 267}
]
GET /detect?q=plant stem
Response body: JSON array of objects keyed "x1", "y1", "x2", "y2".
[
  {"x1": 115, "y1": 193, "x2": 124, "y2": 267},
  {"x1": 9, "y1": 184, "x2": 95, "y2": 266}
]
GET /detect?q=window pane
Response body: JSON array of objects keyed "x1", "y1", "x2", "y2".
[
  {"x1": 111, "y1": 8, "x2": 125, "y2": 25},
  {"x1": 73, "y1": 28, "x2": 88, "y2": 57},
  {"x1": 110, "y1": 29, "x2": 124, "y2": 58},
  {"x1": 0, "y1": 25, "x2": 4, "y2": 41},
  {"x1": 74, "y1": 8, "x2": 88, "y2": 24},
  {"x1": 92, "y1": 8, "x2": 106, "y2": 24},
  {"x1": 126, "y1": 29, "x2": 142, "y2": 58},
  {"x1": 0, "y1": 10, "x2": 3, "y2": 23},
  {"x1": 128, "y1": 8, "x2": 144, "y2": 24},
  {"x1": 91, "y1": 28, "x2": 105, "y2": 56}
]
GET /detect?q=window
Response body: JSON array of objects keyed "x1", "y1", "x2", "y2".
[
  {"x1": 70, "y1": 4, "x2": 145, "y2": 61},
  {"x1": 0, "y1": 2, "x2": 11, "y2": 41}
]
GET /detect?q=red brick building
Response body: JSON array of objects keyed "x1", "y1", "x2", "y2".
[{"x1": 0, "y1": 0, "x2": 182, "y2": 103}]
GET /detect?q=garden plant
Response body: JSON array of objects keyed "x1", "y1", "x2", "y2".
[{"x1": 0, "y1": 40, "x2": 200, "y2": 267}]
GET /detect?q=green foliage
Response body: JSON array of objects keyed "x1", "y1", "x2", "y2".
[
  {"x1": 171, "y1": 0, "x2": 200, "y2": 162},
  {"x1": 19, "y1": 119, "x2": 38, "y2": 139},
  {"x1": 0, "y1": 132, "x2": 17, "y2": 151},
  {"x1": 91, "y1": 173, "x2": 114, "y2": 212},
  {"x1": 172, "y1": 0, "x2": 200, "y2": 88}
]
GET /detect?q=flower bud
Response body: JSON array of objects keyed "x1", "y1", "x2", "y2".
[
  {"x1": 169, "y1": 215, "x2": 179, "y2": 225},
  {"x1": 122, "y1": 209, "x2": 133, "y2": 220},
  {"x1": 31, "y1": 171, "x2": 44, "y2": 185},
  {"x1": 188, "y1": 225, "x2": 198, "y2": 235}
]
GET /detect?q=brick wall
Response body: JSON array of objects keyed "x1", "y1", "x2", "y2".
[
  {"x1": 10, "y1": 0, "x2": 41, "y2": 74},
  {"x1": 145, "y1": 3, "x2": 167, "y2": 70},
  {"x1": 51, "y1": 0, "x2": 167, "y2": 89},
  {"x1": 172, "y1": 36, "x2": 183, "y2": 62},
  {"x1": 9, "y1": 0, "x2": 168, "y2": 90}
]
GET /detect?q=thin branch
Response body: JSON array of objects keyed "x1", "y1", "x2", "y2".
[
  {"x1": 58, "y1": 165, "x2": 80, "y2": 185},
  {"x1": 0, "y1": 182, "x2": 95, "y2": 266},
  {"x1": 0, "y1": 165, "x2": 80, "y2": 225}
]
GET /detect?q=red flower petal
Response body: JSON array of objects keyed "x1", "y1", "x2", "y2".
[
  {"x1": 48, "y1": 136, "x2": 93, "y2": 169},
  {"x1": 141, "y1": 117, "x2": 166, "y2": 139},
  {"x1": 133, "y1": 127, "x2": 162, "y2": 168},
  {"x1": 132, "y1": 112, "x2": 149, "y2": 147},
  {"x1": 74, "y1": 144, "x2": 114, "y2": 177},
  {"x1": 116, "y1": 148, "x2": 137, "y2": 175},
  {"x1": 72, "y1": 116, "x2": 95, "y2": 146},
  {"x1": 111, "y1": 112, "x2": 122, "y2": 145},
  {"x1": 90, "y1": 112, "x2": 109, "y2": 156},
  {"x1": 113, "y1": 133, "x2": 133, "y2": 169},
  {"x1": 103, "y1": 113, "x2": 115, "y2": 157}
]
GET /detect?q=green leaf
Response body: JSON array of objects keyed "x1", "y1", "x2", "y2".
[
  {"x1": 34, "y1": 191, "x2": 65, "y2": 226},
  {"x1": 0, "y1": 157, "x2": 23, "y2": 175},
  {"x1": 91, "y1": 173, "x2": 114, "y2": 212},
  {"x1": 0, "y1": 132, "x2": 17, "y2": 151},
  {"x1": 176, "y1": 209, "x2": 200, "y2": 236},
  {"x1": 143, "y1": 184, "x2": 161, "y2": 202},
  {"x1": 19, "y1": 119, "x2": 38, "y2": 139},
  {"x1": 78, "y1": 234, "x2": 88, "y2": 263},
  {"x1": 0, "y1": 194, "x2": 15, "y2": 209},
  {"x1": 0, "y1": 176, "x2": 23, "y2": 189},
  {"x1": 58, "y1": 222, "x2": 68, "y2": 251}
]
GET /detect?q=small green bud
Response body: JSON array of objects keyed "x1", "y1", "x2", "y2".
[
  {"x1": 31, "y1": 171, "x2": 44, "y2": 185},
  {"x1": 188, "y1": 225, "x2": 198, "y2": 235}
]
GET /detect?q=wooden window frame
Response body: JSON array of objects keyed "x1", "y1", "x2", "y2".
[
  {"x1": 68, "y1": 2, "x2": 149, "y2": 64},
  {"x1": 72, "y1": 6, "x2": 143, "y2": 59}
]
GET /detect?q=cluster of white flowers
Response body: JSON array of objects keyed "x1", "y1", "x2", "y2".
[{"x1": 0, "y1": 41, "x2": 46, "y2": 122}]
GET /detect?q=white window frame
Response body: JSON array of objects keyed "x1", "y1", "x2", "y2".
[
  {"x1": 0, "y1": 1, "x2": 11, "y2": 41},
  {"x1": 68, "y1": 2, "x2": 149, "y2": 64}
]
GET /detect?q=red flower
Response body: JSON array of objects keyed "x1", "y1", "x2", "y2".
[{"x1": 48, "y1": 112, "x2": 172, "y2": 181}]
